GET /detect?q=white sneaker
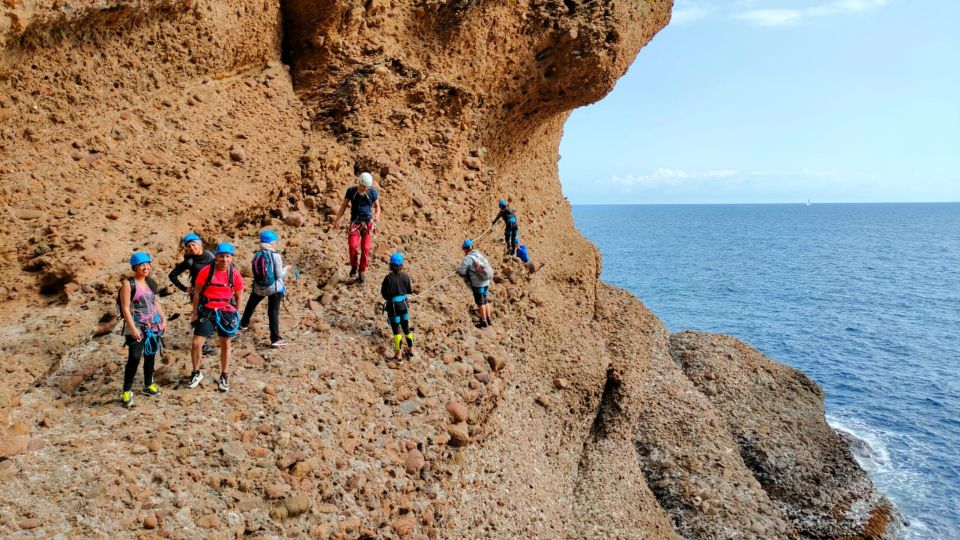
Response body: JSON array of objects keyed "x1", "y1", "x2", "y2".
[
  {"x1": 186, "y1": 371, "x2": 203, "y2": 389},
  {"x1": 217, "y1": 373, "x2": 230, "y2": 392}
]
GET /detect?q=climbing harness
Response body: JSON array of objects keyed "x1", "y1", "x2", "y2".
[
  {"x1": 212, "y1": 309, "x2": 240, "y2": 336},
  {"x1": 142, "y1": 327, "x2": 164, "y2": 356}
]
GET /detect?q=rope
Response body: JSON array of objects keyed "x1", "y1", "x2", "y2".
[
  {"x1": 143, "y1": 327, "x2": 163, "y2": 356},
  {"x1": 213, "y1": 309, "x2": 240, "y2": 335}
]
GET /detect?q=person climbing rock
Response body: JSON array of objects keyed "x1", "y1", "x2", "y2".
[
  {"x1": 492, "y1": 199, "x2": 520, "y2": 256},
  {"x1": 332, "y1": 172, "x2": 381, "y2": 284},
  {"x1": 458, "y1": 239, "x2": 495, "y2": 328},
  {"x1": 240, "y1": 230, "x2": 290, "y2": 348},
  {"x1": 118, "y1": 252, "x2": 166, "y2": 407},
  {"x1": 515, "y1": 239, "x2": 544, "y2": 274},
  {"x1": 380, "y1": 253, "x2": 415, "y2": 360},
  {"x1": 169, "y1": 232, "x2": 216, "y2": 355},
  {"x1": 188, "y1": 242, "x2": 243, "y2": 392}
]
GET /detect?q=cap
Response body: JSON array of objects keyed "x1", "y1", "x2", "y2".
[
  {"x1": 182, "y1": 233, "x2": 202, "y2": 246},
  {"x1": 215, "y1": 242, "x2": 235, "y2": 255},
  {"x1": 389, "y1": 253, "x2": 404, "y2": 266},
  {"x1": 259, "y1": 230, "x2": 279, "y2": 243},
  {"x1": 130, "y1": 252, "x2": 152, "y2": 268},
  {"x1": 462, "y1": 239, "x2": 474, "y2": 249}
]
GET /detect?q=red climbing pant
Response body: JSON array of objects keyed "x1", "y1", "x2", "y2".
[{"x1": 348, "y1": 221, "x2": 374, "y2": 273}]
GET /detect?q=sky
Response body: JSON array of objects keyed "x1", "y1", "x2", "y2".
[{"x1": 559, "y1": 0, "x2": 960, "y2": 204}]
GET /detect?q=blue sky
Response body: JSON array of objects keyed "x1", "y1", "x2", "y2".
[{"x1": 559, "y1": 0, "x2": 960, "y2": 204}]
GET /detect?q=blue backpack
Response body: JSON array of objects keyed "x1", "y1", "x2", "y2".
[
  {"x1": 516, "y1": 244, "x2": 529, "y2": 263},
  {"x1": 252, "y1": 250, "x2": 277, "y2": 287}
]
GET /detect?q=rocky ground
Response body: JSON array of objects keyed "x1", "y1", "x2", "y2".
[{"x1": 1, "y1": 0, "x2": 897, "y2": 538}]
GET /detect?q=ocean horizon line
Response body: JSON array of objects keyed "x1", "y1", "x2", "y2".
[{"x1": 570, "y1": 201, "x2": 960, "y2": 207}]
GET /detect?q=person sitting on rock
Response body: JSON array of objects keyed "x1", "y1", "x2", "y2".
[
  {"x1": 458, "y1": 239, "x2": 495, "y2": 328},
  {"x1": 380, "y1": 253, "x2": 415, "y2": 361},
  {"x1": 188, "y1": 242, "x2": 243, "y2": 392},
  {"x1": 240, "y1": 230, "x2": 290, "y2": 348},
  {"x1": 119, "y1": 252, "x2": 167, "y2": 407},
  {"x1": 169, "y1": 232, "x2": 216, "y2": 355},
  {"x1": 332, "y1": 172, "x2": 381, "y2": 284},
  {"x1": 492, "y1": 199, "x2": 520, "y2": 256}
]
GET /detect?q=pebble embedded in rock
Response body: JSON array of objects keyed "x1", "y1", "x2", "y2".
[
  {"x1": 19, "y1": 518, "x2": 42, "y2": 530},
  {"x1": 447, "y1": 422, "x2": 470, "y2": 447},
  {"x1": 445, "y1": 400, "x2": 468, "y2": 422},
  {"x1": 405, "y1": 449, "x2": 425, "y2": 474},
  {"x1": 266, "y1": 484, "x2": 289, "y2": 499},
  {"x1": 463, "y1": 156, "x2": 482, "y2": 170}
]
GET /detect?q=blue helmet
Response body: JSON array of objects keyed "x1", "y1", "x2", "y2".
[
  {"x1": 215, "y1": 242, "x2": 235, "y2": 255},
  {"x1": 182, "y1": 232, "x2": 202, "y2": 246},
  {"x1": 259, "y1": 230, "x2": 279, "y2": 243},
  {"x1": 389, "y1": 253, "x2": 404, "y2": 266},
  {"x1": 498, "y1": 199, "x2": 507, "y2": 208},
  {"x1": 130, "y1": 252, "x2": 152, "y2": 268},
  {"x1": 462, "y1": 239, "x2": 474, "y2": 250}
]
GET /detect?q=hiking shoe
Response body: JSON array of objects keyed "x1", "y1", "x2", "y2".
[
  {"x1": 271, "y1": 339, "x2": 288, "y2": 348},
  {"x1": 349, "y1": 266, "x2": 358, "y2": 278},
  {"x1": 356, "y1": 273, "x2": 365, "y2": 284},
  {"x1": 143, "y1": 384, "x2": 160, "y2": 396},
  {"x1": 186, "y1": 371, "x2": 203, "y2": 389},
  {"x1": 202, "y1": 343, "x2": 214, "y2": 356},
  {"x1": 121, "y1": 391, "x2": 133, "y2": 407},
  {"x1": 217, "y1": 373, "x2": 230, "y2": 392},
  {"x1": 406, "y1": 349, "x2": 416, "y2": 360}
]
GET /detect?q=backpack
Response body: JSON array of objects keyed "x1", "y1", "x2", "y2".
[
  {"x1": 516, "y1": 244, "x2": 529, "y2": 263},
  {"x1": 470, "y1": 252, "x2": 494, "y2": 281},
  {"x1": 115, "y1": 277, "x2": 158, "y2": 332},
  {"x1": 198, "y1": 263, "x2": 236, "y2": 307},
  {"x1": 252, "y1": 250, "x2": 277, "y2": 287}
]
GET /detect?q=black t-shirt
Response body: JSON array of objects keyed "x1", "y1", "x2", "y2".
[
  {"x1": 493, "y1": 207, "x2": 518, "y2": 229},
  {"x1": 345, "y1": 186, "x2": 379, "y2": 223},
  {"x1": 381, "y1": 271, "x2": 412, "y2": 303},
  {"x1": 169, "y1": 249, "x2": 215, "y2": 292}
]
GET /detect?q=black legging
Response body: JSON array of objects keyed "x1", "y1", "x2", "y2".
[
  {"x1": 386, "y1": 304, "x2": 413, "y2": 346},
  {"x1": 504, "y1": 227, "x2": 519, "y2": 255},
  {"x1": 241, "y1": 292, "x2": 283, "y2": 342},
  {"x1": 123, "y1": 336, "x2": 156, "y2": 391}
]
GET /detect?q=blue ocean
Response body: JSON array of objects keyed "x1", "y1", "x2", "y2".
[{"x1": 572, "y1": 203, "x2": 960, "y2": 539}]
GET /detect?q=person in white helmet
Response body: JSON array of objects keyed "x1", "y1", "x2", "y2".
[{"x1": 332, "y1": 172, "x2": 381, "y2": 283}]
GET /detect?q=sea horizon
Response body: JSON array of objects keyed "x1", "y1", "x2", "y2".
[{"x1": 571, "y1": 201, "x2": 960, "y2": 206}]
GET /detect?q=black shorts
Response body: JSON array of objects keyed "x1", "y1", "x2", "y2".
[
  {"x1": 472, "y1": 286, "x2": 490, "y2": 306},
  {"x1": 193, "y1": 308, "x2": 238, "y2": 338}
]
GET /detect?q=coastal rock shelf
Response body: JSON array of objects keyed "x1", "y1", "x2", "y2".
[{"x1": 0, "y1": 0, "x2": 897, "y2": 537}]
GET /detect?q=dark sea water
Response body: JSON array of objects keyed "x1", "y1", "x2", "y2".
[{"x1": 572, "y1": 203, "x2": 960, "y2": 539}]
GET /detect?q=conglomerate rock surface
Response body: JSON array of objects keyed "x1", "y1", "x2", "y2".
[{"x1": 0, "y1": 0, "x2": 897, "y2": 538}]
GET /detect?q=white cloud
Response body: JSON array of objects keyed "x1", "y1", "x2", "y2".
[
  {"x1": 734, "y1": 0, "x2": 889, "y2": 26},
  {"x1": 613, "y1": 168, "x2": 739, "y2": 189},
  {"x1": 672, "y1": 0, "x2": 890, "y2": 26},
  {"x1": 734, "y1": 8, "x2": 803, "y2": 26},
  {"x1": 611, "y1": 168, "x2": 853, "y2": 191},
  {"x1": 672, "y1": 6, "x2": 711, "y2": 24}
]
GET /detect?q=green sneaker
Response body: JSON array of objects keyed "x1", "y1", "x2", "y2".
[
  {"x1": 121, "y1": 391, "x2": 133, "y2": 408},
  {"x1": 143, "y1": 384, "x2": 160, "y2": 396}
]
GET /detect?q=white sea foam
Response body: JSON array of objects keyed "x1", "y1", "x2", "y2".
[
  {"x1": 827, "y1": 414, "x2": 937, "y2": 539},
  {"x1": 827, "y1": 414, "x2": 891, "y2": 474}
]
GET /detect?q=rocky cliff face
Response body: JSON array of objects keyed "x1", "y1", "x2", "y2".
[{"x1": 0, "y1": 1, "x2": 896, "y2": 537}]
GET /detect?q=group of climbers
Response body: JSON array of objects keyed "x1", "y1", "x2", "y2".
[{"x1": 116, "y1": 171, "x2": 528, "y2": 406}]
